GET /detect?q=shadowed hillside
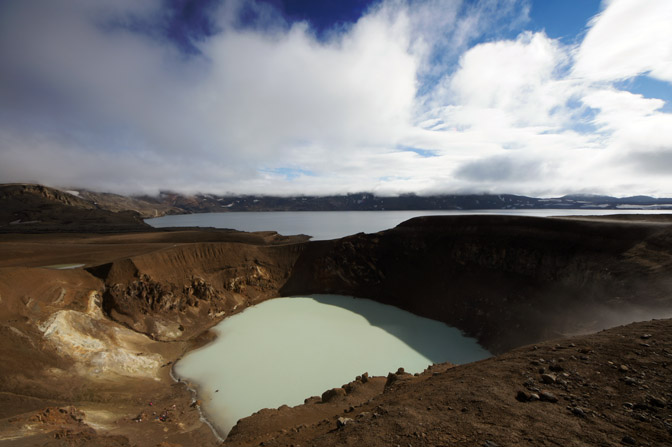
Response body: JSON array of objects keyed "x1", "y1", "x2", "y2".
[
  {"x1": 0, "y1": 184, "x2": 184, "y2": 232},
  {"x1": 281, "y1": 215, "x2": 672, "y2": 353}
]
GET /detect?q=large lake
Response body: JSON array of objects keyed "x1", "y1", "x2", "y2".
[
  {"x1": 174, "y1": 295, "x2": 490, "y2": 435},
  {"x1": 146, "y1": 209, "x2": 671, "y2": 241}
]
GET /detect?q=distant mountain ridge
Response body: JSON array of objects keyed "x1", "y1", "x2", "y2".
[
  {"x1": 156, "y1": 191, "x2": 672, "y2": 213},
  {"x1": 2, "y1": 184, "x2": 672, "y2": 230}
]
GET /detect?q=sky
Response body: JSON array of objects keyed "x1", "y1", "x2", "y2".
[{"x1": 1, "y1": 0, "x2": 671, "y2": 198}]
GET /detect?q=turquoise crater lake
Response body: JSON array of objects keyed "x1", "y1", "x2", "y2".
[{"x1": 174, "y1": 295, "x2": 491, "y2": 435}]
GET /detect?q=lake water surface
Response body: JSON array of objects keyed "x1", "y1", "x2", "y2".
[
  {"x1": 147, "y1": 209, "x2": 671, "y2": 241},
  {"x1": 174, "y1": 295, "x2": 490, "y2": 435}
]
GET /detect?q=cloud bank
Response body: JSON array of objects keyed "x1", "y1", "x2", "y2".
[{"x1": 1, "y1": 0, "x2": 671, "y2": 196}]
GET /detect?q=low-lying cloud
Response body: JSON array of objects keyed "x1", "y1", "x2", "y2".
[{"x1": 455, "y1": 155, "x2": 546, "y2": 183}]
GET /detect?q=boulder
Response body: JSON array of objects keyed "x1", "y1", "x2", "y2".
[
  {"x1": 321, "y1": 388, "x2": 347, "y2": 403},
  {"x1": 336, "y1": 417, "x2": 353, "y2": 428}
]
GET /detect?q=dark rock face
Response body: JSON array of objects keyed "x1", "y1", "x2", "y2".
[
  {"x1": 107, "y1": 274, "x2": 224, "y2": 314},
  {"x1": 281, "y1": 215, "x2": 672, "y2": 354},
  {"x1": 102, "y1": 274, "x2": 232, "y2": 340}
]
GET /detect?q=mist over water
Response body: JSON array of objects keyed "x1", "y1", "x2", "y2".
[{"x1": 174, "y1": 295, "x2": 490, "y2": 434}]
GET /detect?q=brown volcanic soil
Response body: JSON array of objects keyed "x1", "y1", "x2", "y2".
[
  {"x1": 228, "y1": 318, "x2": 672, "y2": 447},
  {"x1": 0, "y1": 229, "x2": 308, "y2": 269},
  {"x1": 0, "y1": 229, "x2": 307, "y2": 446},
  {"x1": 1, "y1": 214, "x2": 672, "y2": 446}
]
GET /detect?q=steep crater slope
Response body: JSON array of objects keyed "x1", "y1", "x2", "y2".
[
  {"x1": 281, "y1": 215, "x2": 672, "y2": 353},
  {"x1": 94, "y1": 215, "x2": 672, "y2": 354},
  {"x1": 92, "y1": 241, "x2": 303, "y2": 340}
]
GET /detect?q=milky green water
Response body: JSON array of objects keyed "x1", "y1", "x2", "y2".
[{"x1": 174, "y1": 295, "x2": 491, "y2": 435}]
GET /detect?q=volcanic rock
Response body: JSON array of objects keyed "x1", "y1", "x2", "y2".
[{"x1": 321, "y1": 388, "x2": 347, "y2": 403}]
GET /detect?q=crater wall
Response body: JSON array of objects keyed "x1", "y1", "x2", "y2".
[{"x1": 280, "y1": 216, "x2": 672, "y2": 353}]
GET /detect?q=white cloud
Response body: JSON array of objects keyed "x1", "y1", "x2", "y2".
[
  {"x1": 446, "y1": 31, "x2": 573, "y2": 128},
  {"x1": 413, "y1": 31, "x2": 595, "y2": 193},
  {"x1": 0, "y1": 0, "x2": 671, "y2": 197},
  {"x1": 198, "y1": 11, "x2": 418, "y2": 156},
  {"x1": 0, "y1": 0, "x2": 422, "y2": 194},
  {"x1": 573, "y1": 0, "x2": 672, "y2": 83},
  {"x1": 580, "y1": 88, "x2": 672, "y2": 178},
  {"x1": 582, "y1": 89, "x2": 666, "y2": 131}
]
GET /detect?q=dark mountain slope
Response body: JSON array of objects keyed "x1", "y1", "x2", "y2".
[{"x1": 0, "y1": 184, "x2": 151, "y2": 232}]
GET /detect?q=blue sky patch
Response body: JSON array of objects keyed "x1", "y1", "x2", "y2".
[
  {"x1": 528, "y1": 0, "x2": 602, "y2": 44},
  {"x1": 617, "y1": 76, "x2": 672, "y2": 113},
  {"x1": 263, "y1": 167, "x2": 316, "y2": 180},
  {"x1": 396, "y1": 145, "x2": 440, "y2": 158}
]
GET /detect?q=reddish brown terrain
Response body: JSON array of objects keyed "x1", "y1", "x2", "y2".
[{"x1": 1, "y1": 185, "x2": 672, "y2": 446}]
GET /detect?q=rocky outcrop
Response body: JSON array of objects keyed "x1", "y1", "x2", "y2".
[
  {"x1": 94, "y1": 242, "x2": 302, "y2": 340},
  {"x1": 321, "y1": 388, "x2": 347, "y2": 403},
  {"x1": 103, "y1": 274, "x2": 230, "y2": 340}
]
